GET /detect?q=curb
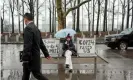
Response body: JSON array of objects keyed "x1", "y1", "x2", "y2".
[{"x1": 1, "y1": 42, "x2": 105, "y2": 44}]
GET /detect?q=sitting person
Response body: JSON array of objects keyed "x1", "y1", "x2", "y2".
[{"x1": 62, "y1": 37, "x2": 77, "y2": 72}]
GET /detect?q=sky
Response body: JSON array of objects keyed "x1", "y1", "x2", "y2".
[{"x1": 0, "y1": 0, "x2": 133, "y2": 32}]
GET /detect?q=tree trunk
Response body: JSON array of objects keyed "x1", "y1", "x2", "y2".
[
  {"x1": 76, "y1": 0, "x2": 80, "y2": 32},
  {"x1": 56, "y1": 0, "x2": 64, "y2": 30},
  {"x1": 126, "y1": 0, "x2": 130, "y2": 29},
  {"x1": 112, "y1": 0, "x2": 115, "y2": 31},
  {"x1": 96, "y1": 0, "x2": 100, "y2": 35},
  {"x1": 121, "y1": 0, "x2": 125, "y2": 30},
  {"x1": 103, "y1": 0, "x2": 107, "y2": 32},
  {"x1": 92, "y1": 0, "x2": 95, "y2": 32},
  {"x1": 1, "y1": 18, "x2": 3, "y2": 33},
  {"x1": 36, "y1": 0, "x2": 39, "y2": 27},
  {"x1": 29, "y1": 0, "x2": 34, "y2": 18},
  {"x1": 88, "y1": 1, "x2": 90, "y2": 32},
  {"x1": 52, "y1": 0, "x2": 55, "y2": 33},
  {"x1": 11, "y1": 13, "x2": 14, "y2": 33},
  {"x1": 1, "y1": 3, "x2": 4, "y2": 33},
  {"x1": 17, "y1": 0, "x2": 21, "y2": 33},
  {"x1": 64, "y1": 0, "x2": 66, "y2": 28},
  {"x1": 22, "y1": 0, "x2": 24, "y2": 32},
  {"x1": 54, "y1": 2, "x2": 57, "y2": 33},
  {"x1": 106, "y1": 16, "x2": 107, "y2": 31},
  {"x1": 131, "y1": 0, "x2": 133, "y2": 28},
  {"x1": 49, "y1": 0, "x2": 52, "y2": 32}
]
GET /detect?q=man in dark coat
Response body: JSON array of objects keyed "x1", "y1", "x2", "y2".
[{"x1": 22, "y1": 13, "x2": 51, "y2": 80}]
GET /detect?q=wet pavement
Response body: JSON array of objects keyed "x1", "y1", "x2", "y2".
[{"x1": 1, "y1": 44, "x2": 133, "y2": 80}]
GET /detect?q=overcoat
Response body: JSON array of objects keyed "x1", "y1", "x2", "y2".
[{"x1": 22, "y1": 22, "x2": 49, "y2": 70}]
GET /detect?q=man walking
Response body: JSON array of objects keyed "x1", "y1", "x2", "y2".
[{"x1": 22, "y1": 13, "x2": 51, "y2": 80}]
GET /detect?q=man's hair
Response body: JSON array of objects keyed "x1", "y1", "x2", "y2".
[{"x1": 24, "y1": 13, "x2": 34, "y2": 21}]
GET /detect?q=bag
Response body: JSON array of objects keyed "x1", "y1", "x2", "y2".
[{"x1": 19, "y1": 51, "x2": 23, "y2": 62}]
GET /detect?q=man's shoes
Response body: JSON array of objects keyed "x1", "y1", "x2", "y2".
[
  {"x1": 65, "y1": 64, "x2": 69, "y2": 68},
  {"x1": 69, "y1": 69, "x2": 73, "y2": 73}
]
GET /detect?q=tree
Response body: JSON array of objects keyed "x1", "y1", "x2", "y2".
[
  {"x1": 56, "y1": 0, "x2": 91, "y2": 31},
  {"x1": 49, "y1": 0, "x2": 52, "y2": 32},
  {"x1": 52, "y1": 0, "x2": 55, "y2": 33},
  {"x1": 126, "y1": 0, "x2": 130, "y2": 29},
  {"x1": 9, "y1": 0, "x2": 15, "y2": 33},
  {"x1": 131, "y1": 0, "x2": 133, "y2": 28},
  {"x1": 22, "y1": 0, "x2": 24, "y2": 32},
  {"x1": 16, "y1": 0, "x2": 21, "y2": 33},
  {"x1": 36, "y1": 0, "x2": 39, "y2": 27},
  {"x1": 120, "y1": 0, "x2": 126, "y2": 30},
  {"x1": 112, "y1": 0, "x2": 116, "y2": 31},
  {"x1": 76, "y1": 0, "x2": 80, "y2": 32},
  {"x1": 1, "y1": 1, "x2": 6, "y2": 33},
  {"x1": 1, "y1": 18, "x2": 3, "y2": 33},
  {"x1": 96, "y1": 0, "x2": 101, "y2": 35},
  {"x1": 85, "y1": 2, "x2": 91, "y2": 32},
  {"x1": 70, "y1": 0, "x2": 77, "y2": 30},
  {"x1": 103, "y1": 0, "x2": 108, "y2": 32},
  {"x1": 92, "y1": 0, "x2": 96, "y2": 32}
]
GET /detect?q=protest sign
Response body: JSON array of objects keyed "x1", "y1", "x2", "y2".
[
  {"x1": 77, "y1": 38, "x2": 96, "y2": 57},
  {"x1": 41, "y1": 39, "x2": 60, "y2": 57}
]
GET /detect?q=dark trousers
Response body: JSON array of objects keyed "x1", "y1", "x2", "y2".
[{"x1": 22, "y1": 63, "x2": 48, "y2": 80}]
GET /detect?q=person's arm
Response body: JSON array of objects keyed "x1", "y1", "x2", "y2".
[
  {"x1": 39, "y1": 31, "x2": 50, "y2": 58},
  {"x1": 22, "y1": 27, "x2": 33, "y2": 62}
]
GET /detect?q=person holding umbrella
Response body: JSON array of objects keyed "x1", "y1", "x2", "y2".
[{"x1": 62, "y1": 34, "x2": 77, "y2": 72}]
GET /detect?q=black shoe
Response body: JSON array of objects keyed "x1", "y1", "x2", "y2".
[
  {"x1": 69, "y1": 69, "x2": 73, "y2": 73},
  {"x1": 66, "y1": 64, "x2": 69, "y2": 68}
]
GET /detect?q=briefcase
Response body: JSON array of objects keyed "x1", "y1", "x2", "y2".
[{"x1": 19, "y1": 51, "x2": 23, "y2": 62}]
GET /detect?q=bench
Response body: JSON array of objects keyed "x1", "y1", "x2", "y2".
[{"x1": 41, "y1": 37, "x2": 108, "y2": 78}]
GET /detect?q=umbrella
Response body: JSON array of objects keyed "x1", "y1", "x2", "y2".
[{"x1": 55, "y1": 28, "x2": 76, "y2": 38}]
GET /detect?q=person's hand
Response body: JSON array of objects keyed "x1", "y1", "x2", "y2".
[{"x1": 46, "y1": 56, "x2": 51, "y2": 60}]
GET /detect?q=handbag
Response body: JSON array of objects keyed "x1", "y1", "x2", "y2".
[{"x1": 19, "y1": 51, "x2": 23, "y2": 62}]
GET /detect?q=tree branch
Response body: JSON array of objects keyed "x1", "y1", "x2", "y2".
[
  {"x1": 38, "y1": 1, "x2": 45, "y2": 9},
  {"x1": 64, "y1": 0, "x2": 91, "y2": 17}
]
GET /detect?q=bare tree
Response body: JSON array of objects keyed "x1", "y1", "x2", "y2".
[
  {"x1": 126, "y1": 0, "x2": 130, "y2": 29},
  {"x1": 112, "y1": 0, "x2": 116, "y2": 31},
  {"x1": 9, "y1": 0, "x2": 15, "y2": 33},
  {"x1": 120, "y1": 0, "x2": 126, "y2": 30},
  {"x1": 49, "y1": 0, "x2": 52, "y2": 32},
  {"x1": 36, "y1": 0, "x2": 39, "y2": 27},
  {"x1": 131, "y1": 0, "x2": 133, "y2": 28},
  {"x1": 70, "y1": 0, "x2": 77, "y2": 30},
  {"x1": 22, "y1": 0, "x2": 24, "y2": 32},
  {"x1": 92, "y1": 0, "x2": 95, "y2": 32},
  {"x1": 52, "y1": 0, "x2": 55, "y2": 33},
  {"x1": 56, "y1": 0, "x2": 91, "y2": 30},
  {"x1": 103, "y1": 0, "x2": 107, "y2": 32},
  {"x1": 1, "y1": 18, "x2": 3, "y2": 33},
  {"x1": 76, "y1": 0, "x2": 80, "y2": 32},
  {"x1": 96, "y1": 0, "x2": 101, "y2": 35},
  {"x1": 1, "y1": 1, "x2": 6, "y2": 33},
  {"x1": 15, "y1": 0, "x2": 21, "y2": 33}
]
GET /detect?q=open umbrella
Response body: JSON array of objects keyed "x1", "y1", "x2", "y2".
[{"x1": 55, "y1": 28, "x2": 76, "y2": 38}]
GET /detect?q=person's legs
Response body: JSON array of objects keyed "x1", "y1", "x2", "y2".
[
  {"x1": 65, "y1": 50, "x2": 73, "y2": 69},
  {"x1": 32, "y1": 70, "x2": 49, "y2": 80},
  {"x1": 22, "y1": 63, "x2": 31, "y2": 80},
  {"x1": 69, "y1": 56, "x2": 73, "y2": 70}
]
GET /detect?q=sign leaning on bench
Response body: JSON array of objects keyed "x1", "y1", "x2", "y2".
[
  {"x1": 41, "y1": 39, "x2": 60, "y2": 57},
  {"x1": 77, "y1": 36, "x2": 96, "y2": 57}
]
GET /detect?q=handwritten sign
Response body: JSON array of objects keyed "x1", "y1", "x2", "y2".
[
  {"x1": 77, "y1": 38, "x2": 96, "y2": 57},
  {"x1": 41, "y1": 39, "x2": 60, "y2": 57}
]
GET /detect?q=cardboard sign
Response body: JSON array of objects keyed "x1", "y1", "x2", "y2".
[
  {"x1": 41, "y1": 39, "x2": 60, "y2": 57},
  {"x1": 77, "y1": 38, "x2": 96, "y2": 57}
]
